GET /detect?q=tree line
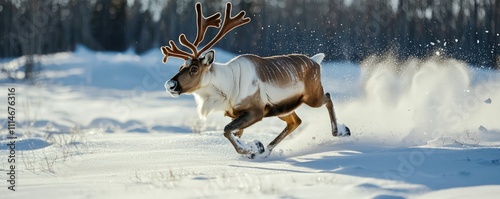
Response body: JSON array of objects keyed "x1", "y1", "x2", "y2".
[{"x1": 1, "y1": 0, "x2": 498, "y2": 77}]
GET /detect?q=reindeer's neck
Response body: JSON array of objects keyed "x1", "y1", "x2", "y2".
[
  {"x1": 193, "y1": 62, "x2": 237, "y2": 118},
  {"x1": 209, "y1": 62, "x2": 237, "y2": 98}
]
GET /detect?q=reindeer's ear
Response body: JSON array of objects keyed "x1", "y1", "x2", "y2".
[{"x1": 201, "y1": 50, "x2": 215, "y2": 66}]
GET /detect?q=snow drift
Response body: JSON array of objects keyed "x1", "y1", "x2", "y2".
[{"x1": 337, "y1": 55, "x2": 500, "y2": 146}]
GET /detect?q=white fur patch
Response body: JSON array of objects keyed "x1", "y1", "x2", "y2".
[
  {"x1": 193, "y1": 57, "x2": 265, "y2": 118},
  {"x1": 193, "y1": 86, "x2": 230, "y2": 119},
  {"x1": 229, "y1": 131, "x2": 265, "y2": 155},
  {"x1": 260, "y1": 83, "x2": 304, "y2": 104},
  {"x1": 310, "y1": 53, "x2": 325, "y2": 64}
]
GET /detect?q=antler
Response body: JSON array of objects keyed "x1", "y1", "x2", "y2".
[
  {"x1": 160, "y1": 41, "x2": 194, "y2": 63},
  {"x1": 197, "y1": 3, "x2": 251, "y2": 56},
  {"x1": 193, "y1": 3, "x2": 222, "y2": 46},
  {"x1": 178, "y1": 3, "x2": 222, "y2": 58},
  {"x1": 161, "y1": 2, "x2": 250, "y2": 64}
]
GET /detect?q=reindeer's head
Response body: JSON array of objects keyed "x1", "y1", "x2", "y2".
[
  {"x1": 165, "y1": 50, "x2": 215, "y2": 97},
  {"x1": 161, "y1": 3, "x2": 250, "y2": 97}
]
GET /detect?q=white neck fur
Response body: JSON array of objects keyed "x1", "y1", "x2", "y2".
[{"x1": 193, "y1": 62, "x2": 236, "y2": 119}]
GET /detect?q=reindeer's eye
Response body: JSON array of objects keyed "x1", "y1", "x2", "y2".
[{"x1": 190, "y1": 66, "x2": 199, "y2": 73}]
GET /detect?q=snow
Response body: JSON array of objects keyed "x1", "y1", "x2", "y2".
[{"x1": 1, "y1": 46, "x2": 500, "y2": 198}]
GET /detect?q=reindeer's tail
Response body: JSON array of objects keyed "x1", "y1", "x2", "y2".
[{"x1": 310, "y1": 53, "x2": 325, "y2": 65}]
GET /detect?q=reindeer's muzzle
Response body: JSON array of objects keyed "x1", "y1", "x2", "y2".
[{"x1": 165, "y1": 79, "x2": 181, "y2": 97}]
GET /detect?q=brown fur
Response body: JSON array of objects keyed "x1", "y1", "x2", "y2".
[
  {"x1": 264, "y1": 94, "x2": 304, "y2": 117},
  {"x1": 173, "y1": 59, "x2": 209, "y2": 94},
  {"x1": 244, "y1": 54, "x2": 319, "y2": 86},
  {"x1": 268, "y1": 112, "x2": 302, "y2": 150}
]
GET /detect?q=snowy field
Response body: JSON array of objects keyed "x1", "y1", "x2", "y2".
[{"x1": 1, "y1": 46, "x2": 500, "y2": 198}]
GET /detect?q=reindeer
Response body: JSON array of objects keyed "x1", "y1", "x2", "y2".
[{"x1": 161, "y1": 3, "x2": 350, "y2": 158}]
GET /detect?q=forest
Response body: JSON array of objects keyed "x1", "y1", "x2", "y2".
[{"x1": 0, "y1": 0, "x2": 498, "y2": 79}]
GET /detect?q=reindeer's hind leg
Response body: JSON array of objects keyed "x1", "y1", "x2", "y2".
[
  {"x1": 323, "y1": 93, "x2": 350, "y2": 137},
  {"x1": 267, "y1": 112, "x2": 302, "y2": 152},
  {"x1": 304, "y1": 92, "x2": 350, "y2": 137}
]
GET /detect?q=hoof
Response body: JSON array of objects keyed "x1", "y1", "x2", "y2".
[
  {"x1": 344, "y1": 126, "x2": 351, "y2": 136},
  {"x1": 247, "y1": 153, "x2": 257, "y2": 159},
  {"x1": 246, "y1": 140, "x2": 269, "y2": 159},
  {"x1": 254, "y1": 140, "x2": 265, "y2": 154},
  {"x1": 334, "y1": 124, "x2": 351, "y2": 137}
]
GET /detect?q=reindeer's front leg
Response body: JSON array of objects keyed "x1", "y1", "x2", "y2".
[{"x1": 223, "y1": 111, "x2": 265, "y2": 155}]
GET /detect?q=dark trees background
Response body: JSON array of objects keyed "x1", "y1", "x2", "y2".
[
  {"x1": 91, "y1": 0, "x2": 128, "y2": 51},
  {"x1": 1, "y1": 0, "x2": 499, "y2": 70}
]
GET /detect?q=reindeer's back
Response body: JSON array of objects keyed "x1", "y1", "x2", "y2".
[{"x1": 242, "y1": 54, "x2": 321, "y2": 86}]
